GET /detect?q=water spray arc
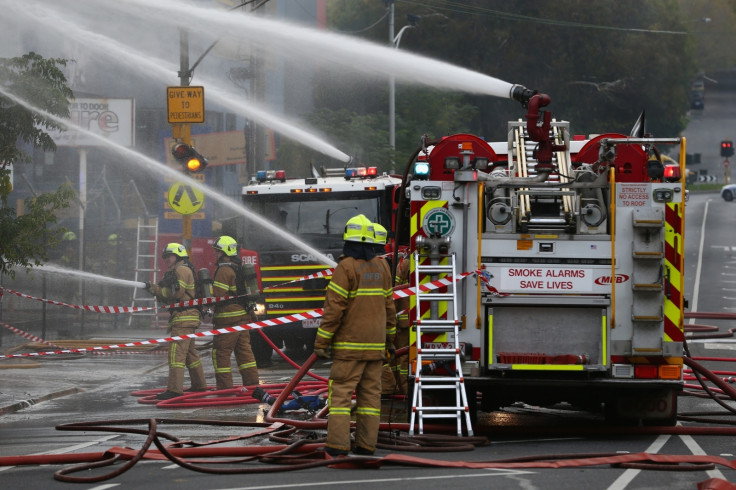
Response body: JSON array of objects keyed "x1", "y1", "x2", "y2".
[
  {"x1": 30, "y1": 264, "x2": 146, "y2": 289},
  {"x1": 7, "y1": 1, "x2": 351, "y2": 164},
  {"x1": 66, "y1": 0, "x2": 519, "y2": 101},
  {"x1": 0, "y1": 85, "x2": 337, "y2": 268}
]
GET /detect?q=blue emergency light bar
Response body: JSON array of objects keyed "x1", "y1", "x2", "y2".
[
  {"x1": 414, "y1": 161, "x2": 430, "y2": 179},
  {"x1": 256, "y1": 170, "x2": 287, "y2": 182}
]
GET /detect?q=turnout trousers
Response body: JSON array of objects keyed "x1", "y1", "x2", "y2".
[
  {"x1": 167, "y1": 321, "x2": 207, "y2": 394},
  {"x1": 212, "y1": 330, "x2": 259, "y2": 389},
  {"x1": 326, "y1": 358, "x2": 383, "y2": 453},
  {"x1": 381, "y1": 325, "x2": 410, "y2": 395}
]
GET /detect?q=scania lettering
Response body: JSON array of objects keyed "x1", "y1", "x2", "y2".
[{"x1": 291, "y1": 253, "x2": 336, "y2": 263}]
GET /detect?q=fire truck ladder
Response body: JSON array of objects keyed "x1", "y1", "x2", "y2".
[
  {"x1": 409, "y1": 251, "x2": 474, "y2": 437},
  {"x1": 128, "y1": 217, "x2": 160, "y2": 327},
  {"x1": 511, "y1": 120, "x2": 575, "y2": 231}
]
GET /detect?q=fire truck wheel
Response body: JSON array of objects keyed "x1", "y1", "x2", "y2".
[
  {"x1": 466, "y1": 383, "x2": 479, "y2": 425},
  {"x1": 604, "y1": 393, "x2": 678, "y2": 427}
]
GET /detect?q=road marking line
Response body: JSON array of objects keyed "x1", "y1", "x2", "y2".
[
  {"x1": 606, "y1": 433, "x2": 669, "y2": 490},
  {"x1": 688, "y1": 201, "x2": 708, "y2": 322},
  {"x1": 214, "y1": 471, "x2": 536, "y2": 489},
  {"x1": 679, "y1": 433, "x2": 725, "y2": 480}
]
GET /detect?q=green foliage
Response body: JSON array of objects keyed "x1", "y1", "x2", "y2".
[
  {"x1": 307, "y1": 0, "x2": 699, "y2": 166},
  {"x1": 0, "y1": 184, "x2": 75, "y2": 278},
  {"x1": 0, "y1": 52, "x2": 75, "y2": 278},
  {"x1": 0, "y1": 52, "x2": 74, "y2": 164}
]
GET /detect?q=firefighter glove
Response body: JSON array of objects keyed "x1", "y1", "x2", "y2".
[
  {"x1": 386, "y1": 342, "x2": 396, "y2": 360},
  {"x1": 314, "y1": 348, "x2": 331, "y2": 359}
]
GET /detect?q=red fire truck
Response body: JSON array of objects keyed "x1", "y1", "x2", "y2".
[{"x1": 236, "y1": 167, "x2": 405, "y2": 364}]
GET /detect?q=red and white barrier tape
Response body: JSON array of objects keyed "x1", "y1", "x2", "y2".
[
  {"x1": 1, "y1": 322, "x2": 65, "y2": 349},
  {"x1": 0, "y1": 269, "x2": 476, "y2": 313},
  {"x1": 0, "y1": 322, "x2": 167, "y2": 356},
  {"x1": 0, "y1": 287, "x2": 243, "y2": 313},
  {"x1": 262, "y1": 267, "x2": 335, "y2": 291},
  {"x1": 0, "y1": 308, "x2": 327, "y2": 359},
  {"x1": 0, "y1": 272, "x2": 476, "y2": 359},
  {"x1": 392, "y1": 271, "x2": 475, "y2": 299}
]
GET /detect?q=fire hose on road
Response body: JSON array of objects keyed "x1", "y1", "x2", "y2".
[{"x1": 3, "y1": 313, "x2": 736, "y2": 486}]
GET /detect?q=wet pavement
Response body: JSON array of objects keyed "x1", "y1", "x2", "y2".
[{"x1": 0, "y1": 324, "x2": 326, "y2": 416}]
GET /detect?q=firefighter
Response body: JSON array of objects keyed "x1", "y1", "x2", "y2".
[
  {"x1": 370, "y1": 222, "x2": 410, "y2": 394},
  {"x1": 371, "y1": 223, "x2": 407, "y2": 394},
  {"x1": 314, "y1": 214, "x2": 396, "y2": 456},
  {"x1": 146, "y1": 243, "x2": 208, "y2": 400},
  {"x1": 372, "y1": 223, "x2": 388, "y2": 255},
  {"x1": 383, "y1": 252, "x2": 411, "y2": 395},
  {"x1": 58, "y1": 231, "x2": 79, "y2": 269},
  {"x1": 210, "y1": 235, "x2": 259, "y2": 390}
]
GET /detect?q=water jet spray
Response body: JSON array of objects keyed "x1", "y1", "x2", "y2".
[{"x1": 0, "y1": 85, "x2": 338, "y2": 268}]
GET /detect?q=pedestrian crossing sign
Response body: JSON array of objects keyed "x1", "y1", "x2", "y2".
[{"x1": 167, "y1": 182, "x2": 205, "y2": 215}]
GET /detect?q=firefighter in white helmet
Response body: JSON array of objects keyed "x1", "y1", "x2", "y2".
[
  {"x1": 210, "y1": 235, "x2": 259, "y2": 390},
  {"x1": 146, "y1": 243, "x2": 208, "y2": 400},
  {"x1": 314, "y1": 214, "x2": 396, "y2": 456}
]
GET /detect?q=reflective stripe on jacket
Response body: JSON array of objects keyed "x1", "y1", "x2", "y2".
[
  {"x1": 153, "y1": 261, "x2": 200, "y2": 322},
  {"x1": 212, "y1": 260, "x2": 246, "y2": 326},
  {"x1": 315, "y1": 255, "x2": 396, "y2": 360}
]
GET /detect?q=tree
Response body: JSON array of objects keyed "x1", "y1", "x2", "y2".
[
  {"x1": 0, "y1": 52, "x2": 75, "y2": 278},
  {"x1": 311, "y1": 0, "x2": 698, "y2": 165}
]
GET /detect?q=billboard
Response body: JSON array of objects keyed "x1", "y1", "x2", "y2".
[{"x1": 51, "y1": 97, "x2": 135, "y2": 148}]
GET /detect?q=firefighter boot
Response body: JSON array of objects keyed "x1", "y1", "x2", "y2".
[{"x1": 240, "y1": 367, "x2": 259, "y2": 388}]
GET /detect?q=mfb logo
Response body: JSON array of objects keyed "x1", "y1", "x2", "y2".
[{"x1": 594, "y1": 274, "x2": 630, "y2": 285}]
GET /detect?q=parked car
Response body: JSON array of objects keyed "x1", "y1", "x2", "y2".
[{"x1": 721, "y1": 183, "x2": 736, "y2": 201}]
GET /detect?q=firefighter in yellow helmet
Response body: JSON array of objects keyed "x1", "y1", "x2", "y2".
[
  {"x1": 146, "y1": 243, "x2": 208, "y2": 399},
  {"x1": 59, "y1": 231, "x2": 79, "y2": 269},
  {"x1": 383, "y1": 253, "x2": 410, "y2": 395},
  {"x1": 370, "y1": 222, "x2": 410, "y2": 395},
  {"x1": 314, "y1": 214, "x2": 396, "y2": 456},
  {"x1": 210, "y1": 235, "x2": 259, "y2": 390}
]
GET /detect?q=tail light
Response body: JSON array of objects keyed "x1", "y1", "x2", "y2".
[{"x1": 634, "y1": 365, "x2": 658, "y2": 379}]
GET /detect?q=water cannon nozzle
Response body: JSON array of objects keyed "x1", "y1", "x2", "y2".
[{"x1": 510, "y1": 84, "x2": 538, "y2": 107}]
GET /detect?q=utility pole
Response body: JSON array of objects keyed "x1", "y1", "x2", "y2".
[
  {"x1": 388, "y1": 0, "x2": 396, "y2": 173},
  {"x1": 388, "y1": 3, "x2": 418, "y2": 174},
  {"x1": 174, "y1": 29, "x2": 193, "y2": 253}
]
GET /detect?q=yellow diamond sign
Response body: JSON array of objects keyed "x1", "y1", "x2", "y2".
[{"x1": 168, "y1": 182, "x2": 204, "y2": 215}]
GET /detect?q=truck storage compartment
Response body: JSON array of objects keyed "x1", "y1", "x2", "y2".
[{"x1": 487, "y1": 305, "x2": 606, "y2": 369}]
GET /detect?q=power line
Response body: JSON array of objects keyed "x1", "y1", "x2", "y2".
[
  {"x1": 398, "y1": 0, "x2": 688, "y2": 35},
  {"x1": 334, "y1": 7, "x2": 390, "y2": 34}
]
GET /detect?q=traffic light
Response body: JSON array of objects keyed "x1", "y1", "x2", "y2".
[
  {"x1": 171, "y1": 142, "x2": 208, "y2": 173},
  {"x1": 721, "y1": 140, "x2": 734, "y2": 158}
]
